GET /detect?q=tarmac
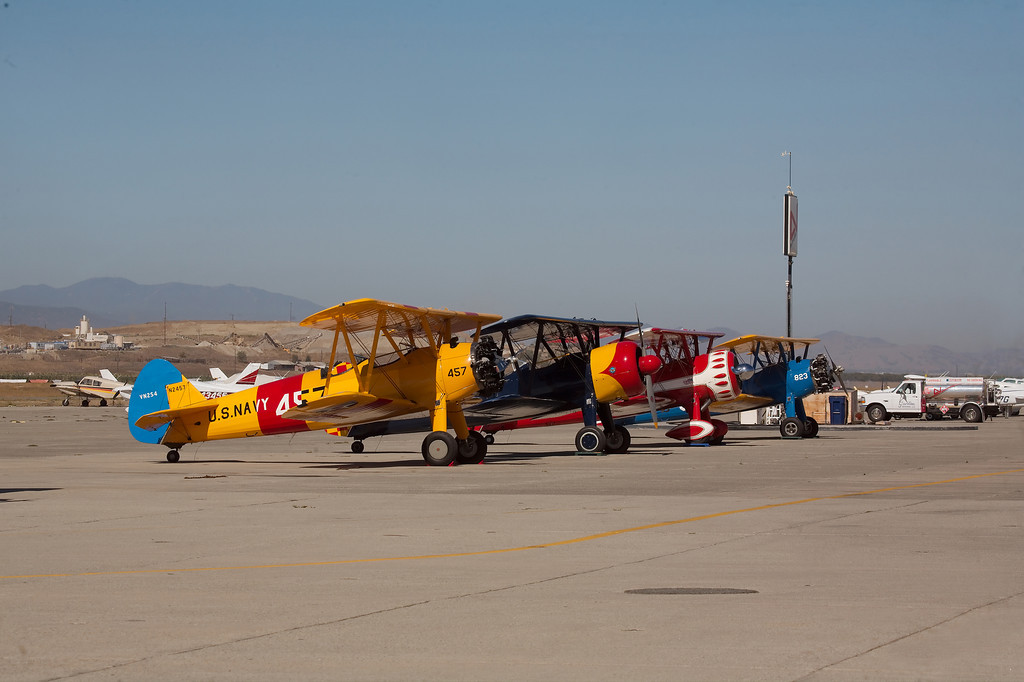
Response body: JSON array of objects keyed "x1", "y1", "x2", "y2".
[{"x1": 2, "y1": 407, "x2": 1023, "y2": 681}]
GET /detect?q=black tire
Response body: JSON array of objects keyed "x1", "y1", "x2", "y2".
[
  {"x1": 62, "y1": 398, "x2": 70, "y2": 406},
  {"x1": 801, "y1": 417, "x2": 819, "y2": 438},
  {"x1": 81, "y1": 399, "x2": 90, "y2": 407},
  {"x1": 456, "y1": 431, "x2": 488, "y2": 464},
  {"x1": 779, "y1": 417, "x2": 805, "y2": 438},
  {"x1": 99, "y1": 399, "x2": 108, "y2": 407},
  {"x1": 604, "y1": 425, "x2": 631, "y2": 454},
  {"x1": 865, "y1": 404, "x2": 887, "y2": 423},
  {"x1": 166, "y1": 450, "x2": 180, "y2": 463},
  {"x1": 351, "y1": 441, "x2": 365, "y2": 454},
  {"x1": 575, "y1": 426, "x2": 606, "y2": 454},
  {"x1": 961, "y1": 404, "x2": 983, "y2": 423},
  {"x1": 484, "y1": 433, "x2": 495, "y2": 445},
  {"x1": 421, "y1": 431, "x2": 458, "y2": 466}
]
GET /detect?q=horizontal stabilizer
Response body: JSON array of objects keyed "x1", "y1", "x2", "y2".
[{"x1": 134, "y1": 379, "x2": 219, "y2": 431}]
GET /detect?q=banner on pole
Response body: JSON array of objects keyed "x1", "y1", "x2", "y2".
[{"x1": 783, "y1": 192, "x2": 798, "y2": 257}]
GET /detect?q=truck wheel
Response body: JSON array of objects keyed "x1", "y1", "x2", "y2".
[
  {"x1": 866, "y1": 404, "x2": 887, "y2": 423},
  {"x1": 961, "y1": 404, "x2": 983, "y2": 423}
]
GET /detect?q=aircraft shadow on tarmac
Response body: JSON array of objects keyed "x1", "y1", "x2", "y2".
[
  {"x1": 1, "y1": 487, "x2": 61, "y2": 502},
  {"x1": 147, "y1": 437, "x2": 766, "y2": 471}
]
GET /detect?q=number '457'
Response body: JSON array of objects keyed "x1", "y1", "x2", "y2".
[{"x1": 447, "y1": 367, "x2": 466, "y2": 377}]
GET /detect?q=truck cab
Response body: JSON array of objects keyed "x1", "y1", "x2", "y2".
[{"x1": 861, "y1": 379, "x2": 926, "y2": 423}]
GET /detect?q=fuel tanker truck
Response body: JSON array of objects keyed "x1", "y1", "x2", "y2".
[{"x1": 859, "y1": 375, "x2": 1001, "y2": 423}]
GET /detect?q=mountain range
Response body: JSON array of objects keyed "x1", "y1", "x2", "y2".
[
  {"x1": 1, "y1": 279, "x2": 1021, "y2": 375},
  {"x1": 0, "y1": 278, "x2": 322, "y2": 328}
]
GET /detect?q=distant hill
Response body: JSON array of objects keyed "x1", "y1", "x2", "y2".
[
  {"x1": 0, "y1": 278, "x2": 323, "y2": 328},
  {"x1": 701, "y1": 327, "x2": 1023, "y2": 377}
]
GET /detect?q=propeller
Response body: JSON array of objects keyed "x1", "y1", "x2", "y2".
[
  {"x1": 824, "y1": 346, "x2": 848, "y2": 394},
  {"x1": 635, "y1": 305, "x2": 659, "y2": 428}
]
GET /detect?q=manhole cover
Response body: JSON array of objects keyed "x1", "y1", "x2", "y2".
[{"x1": 625, "y1": 587, "x2": 758, "y2": 595}]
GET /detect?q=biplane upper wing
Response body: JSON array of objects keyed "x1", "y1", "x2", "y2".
[
  {"x1": 302, "y1": 298, "x2": 501, "y2": 359},
  {"x1": 481, "y1": 314, "x2": 638, "y2": 344},
  {"x1": 714, "y1": 334, "x2": 820, "y2": 356}
]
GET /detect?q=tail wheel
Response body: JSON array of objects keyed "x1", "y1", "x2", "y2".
[
  {"x1": 709, "y1": 419, "x2": 729, "y2": 445},
  {"x1": 575, "y1": 426, "x2": 606, "y2": 454},
  {"x1": 166, "y1": 450, "x2": 180, "y2": 463},
  {"x1": 604, "y1": 426, "x2": 631, "y2": 454},
  {"x1": 484, "y1": 433, "x2": 495, "y2": 445},
  {"x1": 422, "y1": 431, "x2": 458, "y2": 466},
  {"x1": 779, "y1": 417, "x2": 805, "y2": 438},
  {"x1": 456, "y1": 431, "x2": 488, "y2": 464},
  {"x1": 801, "y1": 417, "x2": 819, "y2": 438}
]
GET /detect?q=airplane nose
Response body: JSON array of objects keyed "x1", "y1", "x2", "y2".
[
  {"x1": 733, "y1": 363, "x2": 755, "y2": 380},
  {"x1": 638, "y1": 354, "x2": 661, "y2": 375}
]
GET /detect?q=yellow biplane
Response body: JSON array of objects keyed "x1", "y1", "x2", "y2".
[{"x1": 128, "y1": 299, "x2": 505, "y2": 465}]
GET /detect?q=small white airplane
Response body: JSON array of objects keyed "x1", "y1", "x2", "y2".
[
  {"x1": 117, "y1": 363, "x2": 275, "y2": 402},
  {"x1": 994, "y1": 377, "x2": 1024, "y2": 414},
  {"x1": 192, "y1": 363, "x2": 277, "y2": 398},
  {"x1": 52, "y1": 369, "x2": 129, "y2": 406}
]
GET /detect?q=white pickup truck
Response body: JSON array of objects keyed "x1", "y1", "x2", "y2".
[{"x1": 859, "y1": 375, "x2": 1000, "y2": 423}]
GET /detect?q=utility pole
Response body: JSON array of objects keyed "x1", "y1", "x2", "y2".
[{"x1": 781, "y1": 151, "x2": 798, "y2": 337}]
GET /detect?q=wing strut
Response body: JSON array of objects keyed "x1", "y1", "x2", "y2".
[
  {"x1": 338, "y1": 322, "x2": 362, "y2": 393},
  {"x1": 325, "y1": 321, "x2": 342, "y2": 394}
]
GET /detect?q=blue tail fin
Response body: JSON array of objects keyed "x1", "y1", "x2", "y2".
[{"x1": 128, "y1": 359, "x2": 185, "y2": 444}]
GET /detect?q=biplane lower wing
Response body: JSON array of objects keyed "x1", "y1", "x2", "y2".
[
  {"x1": 281, "y1": 392, "x2": 420, "y2": 425},
  {"x1": 464, "y1": 396, "x2": 570, "y2": 421},
  {"x1": 709, "y1": 394, "x2": 777, "y2": 414}
]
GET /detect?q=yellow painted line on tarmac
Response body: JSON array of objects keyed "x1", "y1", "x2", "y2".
[{"x1": 5, "y1": 468, "x2": 1023, "y2": 581}]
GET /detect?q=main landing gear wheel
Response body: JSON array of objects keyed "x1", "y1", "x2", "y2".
[
  {"x1": 575, "y1": 426, "x2": 606, "y2": 454},
  {"x1": 166, "y1": 450, "x2": 180, "y2": 463},
  {"x1": 350, "y1": 440, "x2": 365, "y2": 454},
  {"x1": 456, "y1": 431, "x2": 488, "y2": 464},
  {"x1": 779, "y1": 417, "x2": 805, "y2": 438},
  {"x1": 421, "y1": 431, "x2": 458, "y2": 466},
  {"x1": 603, "y1": 425, "x2": 631, "y2": 454},
  {"x1": 801, "y1": 417, "x2": 819, "y2": 438}
]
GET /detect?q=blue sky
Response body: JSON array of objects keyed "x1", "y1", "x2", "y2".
[{"x1": 1, "y1": 1, "x2": 1021, "y2": 351}]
